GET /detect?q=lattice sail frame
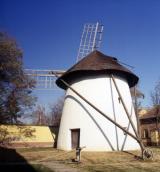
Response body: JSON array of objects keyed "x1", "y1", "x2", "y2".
[
  {"x1": 25, "y1": 22, "x2": 103, "y2": 90},
  {"x1": 77, "y1": 22, "x2": 104, "y2": 61},
  {"x1": 25, "y1": 69, "x2": 64, "y2": 90}
]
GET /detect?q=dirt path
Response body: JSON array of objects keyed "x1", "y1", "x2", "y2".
[{"x1": 41, "y1": 161, "x2": 80, "y2": 172}]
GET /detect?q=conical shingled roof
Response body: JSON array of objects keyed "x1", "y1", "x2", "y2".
[{"x1": 56, "y1": 50, "x2": 139, "y2": 89}]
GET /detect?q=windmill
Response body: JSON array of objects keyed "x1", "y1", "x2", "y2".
[
  {"x1": 55, "y1": 50, "x2": 152, "y2": 160},
  {"x1": 25, "y1": 22, "x2": 153, "y2": 159}
]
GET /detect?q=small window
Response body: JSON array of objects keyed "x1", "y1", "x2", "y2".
[{"x1": 143, "y1": 129, "x2": 148, "y2": 138}]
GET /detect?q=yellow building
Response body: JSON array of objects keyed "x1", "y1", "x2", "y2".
[
  {"x1": 139, "y1": 106, "x2": 160, "y2": 146},
  {"x1": 0, "y1": 125, "x2": 55, "y2": 148}
]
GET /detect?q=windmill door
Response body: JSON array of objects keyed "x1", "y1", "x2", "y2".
[{"x1": 71, "y1": 129, "x2": 80, "y2": 149}]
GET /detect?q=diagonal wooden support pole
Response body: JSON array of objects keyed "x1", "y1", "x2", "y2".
[
  {"x1": 54, "y1": 75, "x2": 139, "y2": 142},
  {"x1": 111, "y1": 75, "x2": 139, "y2": 138},
  {"x1": 121, "y1": 104, "x2": 133, "y2": 151},
  {"x1": 111, "y1": 74, "x2": 146, "y2": 156}
]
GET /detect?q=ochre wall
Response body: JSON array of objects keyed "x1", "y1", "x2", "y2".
[{"x1": 0, "y1": 125, "x2": 55, "y2": 147}]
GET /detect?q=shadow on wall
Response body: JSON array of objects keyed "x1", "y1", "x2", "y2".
[
  {"x1": 49, "y1": 125, "x2": 59, "y2": 148},
  {"x1": 65, "y1": 95, "x2": 115, "y2": 151},
  {"x1": 0, "y1": 125, "x2": 36, "y2": 147},
  {"x1": 0, "y1": 147, "x2": 37, "y2": 171}
]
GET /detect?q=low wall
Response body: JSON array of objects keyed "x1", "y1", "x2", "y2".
[{"x1": 0, "y1": 125, "x2": 55, "y2": 148}]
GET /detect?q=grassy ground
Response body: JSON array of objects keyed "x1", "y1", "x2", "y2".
[{"x1": 2, "y1": 147, "x2": 160, "y2": 172}]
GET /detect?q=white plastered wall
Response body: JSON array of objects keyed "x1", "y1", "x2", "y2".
[{"x1": 57, "y1": 75, "x2": 140, "y2": 151}]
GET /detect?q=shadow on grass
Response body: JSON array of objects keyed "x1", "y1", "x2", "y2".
[
  {"x1": 122, "y1": 151, "x2": 142, "y2": 160},
  {"x1": 0, "y1": 147, "x2": 37, "y2": 172}
]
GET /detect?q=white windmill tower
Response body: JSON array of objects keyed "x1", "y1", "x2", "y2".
[{"x1": 56, "y1": 50, "x2": 141, "y2": 151}]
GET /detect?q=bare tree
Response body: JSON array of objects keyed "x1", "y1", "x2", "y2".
[
  {"x1": 151, "y1": 79, "x2": 160, "y2": 106},
  {"x1": 49, "y1": 97, "x2": 64, "y2": 126},
  {"x1": 130, "y1": 85, "x2": 144, "y2": 109},
  {"x1": 150, "y1": 79, "x2": 160, "y2": 145},
  {"x1": 28, "y1": 97, "x2": 64, "y2": 126},
  {"x1": 31, "y1": 105, "x2": 47, "y2": 125}
]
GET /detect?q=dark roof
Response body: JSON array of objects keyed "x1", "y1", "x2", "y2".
[
  {"x1": 139, "y1": 106, "x2": 160, "y2": 120},
  {"x1": 56, "y1": 50, "x2": 139, "y2": 90}
]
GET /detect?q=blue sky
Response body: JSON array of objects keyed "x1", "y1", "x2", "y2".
[{"x1": 1, "y1": 0, "x2": 160, "y2": 108}]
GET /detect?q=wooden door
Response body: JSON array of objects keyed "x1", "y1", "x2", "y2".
[{"x1": 71, "y1": 129, "x2": 80, "y2": 149}]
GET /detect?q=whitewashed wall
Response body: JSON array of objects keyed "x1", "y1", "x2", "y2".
[{"x1": 57, "y1": 75, "x2": 140, "y2": 151}]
